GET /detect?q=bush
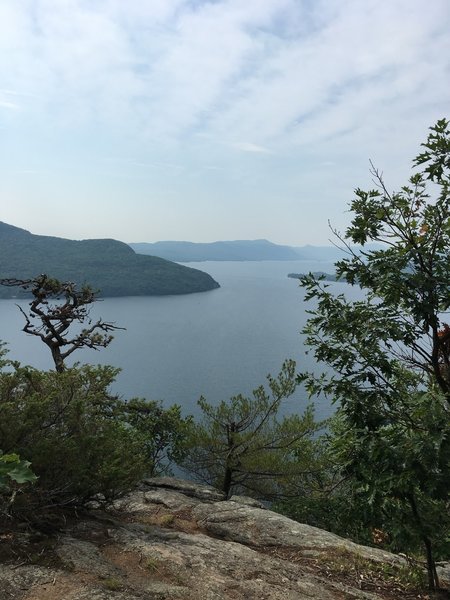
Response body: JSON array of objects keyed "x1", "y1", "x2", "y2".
[
  {"x1": 123, "y1": 398, "x2": 192, "y2": 476},
  {"x1": 0, "y1": 359, "x2": 148, "y2": 512}
]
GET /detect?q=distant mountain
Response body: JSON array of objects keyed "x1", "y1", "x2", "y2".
[
  {"x1": 292, "y1": 245, "x2": 346, "y2": 261},
  {"x1": 0, "y1": 222, "x2": 219, "y2": 298},
  {"x1": 129, "y1": 239, "x2": 375, "y2": 263},
  {"x1": 130, "y1": 239, "x2": 300, "y2": 262}
]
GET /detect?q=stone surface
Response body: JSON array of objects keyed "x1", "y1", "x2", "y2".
[
  {"x1": 228, "y1": 495, "x2": 266, "y2": 509},
  {"x1": 141, "y1": 477, "x2": 226, "y2": 503},
  {"x1": 0, "y1": 565, "x2": 57, "y2": 600},
  {"x1": 0, "y1": 478, "x2": 446, "y2": 600},
  {"x1": 110, "y1": 522, "x2": 375, "y2": 600},
  {"x1": 55, "y1": 536, "x2": 122, "y2": 578},
  {"x1": 193, "y1": 500, "x2": 405, "y2": 565},
  {"x1": 437, "y1": 562, "x2": 450, "y2": 588}
]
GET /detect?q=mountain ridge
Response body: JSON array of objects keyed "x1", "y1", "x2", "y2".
[
  {"x1": 0, "y1": 222, "x2": 220, "y2": 298},
  {"x1": 129, "y1": 239, "x2": 345, "y2": 262}
]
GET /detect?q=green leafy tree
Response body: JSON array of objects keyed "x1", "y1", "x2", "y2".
[
  {"x1": 299, "y1": 119, "x2": 450, "y2": 590},
  {"x1": 0, "y1": 341, "x2": 193, "y2": 516},
  {"x1": 0, "y1": 275, "x2": 123, "y2": 372},
  {"x1": 180, "y1": 360, "x2": 323, "y2": 499},
  {"x1": 275, "y1": 413, "x2": 379, "y2": 545},
  {"x1": 123, "y1": 399, "x2": 192, "y2": 476}
]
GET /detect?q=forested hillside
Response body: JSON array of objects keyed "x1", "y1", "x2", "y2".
[{"x1": 0, "y1": 222, "x2": 220, "y2": 298}]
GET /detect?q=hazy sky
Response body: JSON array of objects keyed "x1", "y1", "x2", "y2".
[{"x1": 1, "y1": 0, "x2": 449, "y2": 245}]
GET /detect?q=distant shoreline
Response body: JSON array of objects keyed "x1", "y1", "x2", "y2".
[{"x1": 287, "y1": 272, "x2": 337, "y2": 282}]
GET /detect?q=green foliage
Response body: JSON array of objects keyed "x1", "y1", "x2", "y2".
[
  {"x1": 0, "y1": 359, "x2": 148, "y2": 510},
  {"x1": 278, "y1": 413, "x2": 385, "y2": 547},
  {"x1": 297, "y1": 119, "x2": 450, "y2": 590},
  {"x1": 0, "y1": 221, "x2": 219, "y2": 298},
  {"x1": 275, "y1": 414, "x2": 379, "y2": 545},
  {"x1": 180, "y1": 360, "x2": 323, "y2": 499},
  {"x1": 122, "y1": 398, "x2": 192, "y2": 476},
  {"x1": 0, "y1": 452, "x2": 37, "y2": 488},
  {"x1": 0, "y1": 450, "x2": 37, "y2": 519},
  {"x1": 0, "y1": 285, "x2": 193, "y2": 519}
]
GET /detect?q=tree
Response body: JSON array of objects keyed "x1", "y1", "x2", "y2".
[
  {"x1": 180, "y1": 360, "x2": 323, "y2": 499},
  {"x1": 299, "y1": 119, "x2": 450, "y2": 591},
  {"x1": 0, "y1": 357, "x2": 148, "y2": 511},
  {"x1": 122, "y1": 398, "x2": 192, "y2": 476},
  {"x1": 0, "y1": 275, "x2": 123, "y2": 372},
  {"x1": 0, "y1": 344, "x2": 192, "y2": 519}
]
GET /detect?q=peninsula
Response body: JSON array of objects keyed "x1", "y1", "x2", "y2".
[{"x1": 0, "y1": 222, "x2": 220, "y2": 298}]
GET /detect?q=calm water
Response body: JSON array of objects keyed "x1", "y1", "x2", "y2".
[{"x1": 0, "y1": 261, "x2": 359, "y2": 421}]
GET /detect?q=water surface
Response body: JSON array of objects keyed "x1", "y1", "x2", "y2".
[{"x1": 0, "y1": 260, "x2": 359, "y2": 421}]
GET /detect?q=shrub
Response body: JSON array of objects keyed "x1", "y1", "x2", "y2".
[{"x1": 0, "y1": 360, "x2": 148, "y2": 512}]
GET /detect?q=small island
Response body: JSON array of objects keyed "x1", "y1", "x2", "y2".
[{"x1": 288, "y1": 271, "x2": 338, "y2": 281}]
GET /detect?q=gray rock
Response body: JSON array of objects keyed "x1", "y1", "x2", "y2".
[
  {"x1": 0, "y1": 478, "x2": 438, "y2": 600},
  {"x1": 145, "y1": 582, "x2": 190, "y2": 598},
  {"x1": 437, "y1": 561, "x2": 450, "y2": 586},
  {"x1": 114, "y1": 487, "x2": 201, "y2": 516},
  {"x1": 193, "y1": 500, "x2": 405, "y2": 565},
  {"x1": 70, "y1": 589, "x2": 139, "y2": 600},
  {"x1": 55, "y1": 536, "x2": 122, "y2": 578},
  {"x1": 141, "y1": 477, "x2": 226, "y2": 503},
  {"x1": 143, "y1": 489, "x2": 202, "y2": 510},
  {"x1": 0, "y1": 565, "x2": 57, "y2": 600},
  {"x1": 109, "y1": 521, "x2": 378, "y2": 600},
  {"x1": 228, "y1": 495, "x2": 266, "y2": 509}
]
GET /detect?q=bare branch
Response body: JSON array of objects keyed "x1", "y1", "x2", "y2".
[{"x1": 0, "y1": 275, "x2": 124, "y2": 372}]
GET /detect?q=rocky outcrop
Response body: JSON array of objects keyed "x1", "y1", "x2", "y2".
[
  {"x1": 0, "y1": 477, "x2": 447, "y2": 599},
  {"x1": 193, "y1": 499, "x2": 403, "y2": 564}
]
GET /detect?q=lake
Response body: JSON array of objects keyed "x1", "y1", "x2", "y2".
[{"x1": 0, "y1": 260, "x2": 360, "y2": 421}]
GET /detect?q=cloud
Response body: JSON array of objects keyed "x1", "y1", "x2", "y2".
[
  {"x1": 0, "y1": 100, "x2": 19, "y2": 110},
  {"x1": 233, "y1": 142, "x2": 271, "y2": 154},
  {"x1": 0, "y1": 89, "x2": 23, "y2": 110},
  {"x1": 1, "y1": 0, "x2": 449, "y2": 245},
  {"x1": 0, "y1": 0, "x2": 448, "y2": 148},
  {"x1": 204, "y1": 0, "x2": 450, "y2": 149}
]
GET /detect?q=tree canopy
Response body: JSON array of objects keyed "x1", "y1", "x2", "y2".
[
  {"x1": 180, "y1": 360, "x2": 323, "y2": 499},
  {"x1": 299, "y1": 119, "x2": 450, "y2": 591}
]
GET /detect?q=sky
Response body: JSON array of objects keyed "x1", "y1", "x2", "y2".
[{"x1": 0, "y1": 0, "x2": 449, "y2": 246}]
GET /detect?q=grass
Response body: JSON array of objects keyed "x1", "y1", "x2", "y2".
[
  {"x1": 102, "y1": 577, "x2": 123, "y2": 591},
  {"x1": 145, "y1": 557, "x2": 162, "y2": 572},
  {"x1": 324, "y1": 549, "x2": 428, "y2": 590}
]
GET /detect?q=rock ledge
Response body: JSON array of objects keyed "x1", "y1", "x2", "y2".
[{"x1": 0, "y1": 477, "x2": 447, "y2": 600}]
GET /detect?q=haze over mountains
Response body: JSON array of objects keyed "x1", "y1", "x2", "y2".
[
  {"x1": 129, "y1": 239, "x2": 344, "y2": 262},
  {"x1": 0, "y1": 222, "x2": 219, "y2": 299},
  {"x1": 0, "y1": 220, "x2": 351, "y2": 300}
]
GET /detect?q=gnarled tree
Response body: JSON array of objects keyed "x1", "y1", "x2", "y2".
[{"x1": 0, "y1": 275, "x2": 123, "y2": 372}]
